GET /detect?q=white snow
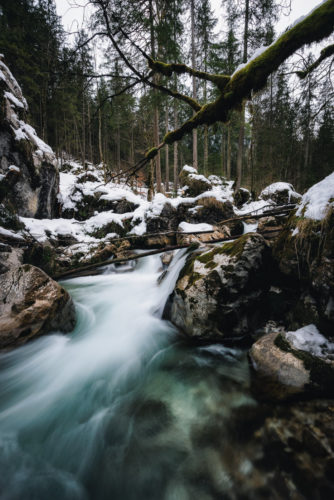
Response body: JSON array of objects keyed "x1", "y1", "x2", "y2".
[
  {"x1": 188, "y1": 172, "x2": 211, "y2": 184},
  {"x1": 9, "y1": 165, "x2": 20, "y2": 173},
  {"x1": 19, "y1": 122, "x2": 53, "y2": 156},
  {"x1": 243, "y1": 221, "x2": 258, "y2": 234},
  {"x1": 178, "y1": 222, "x2": 214, "y2": 233},
  {"x1": 260, "y1": 182, "x2": 299, "y2": 202},
  {"x1": 0, "y1": 226, "x2": 25, "y2": 241},
  {"x1": 235, "y1": 199, "x2": 270, "y2": 216},
  {"x1": 296, "y1": 171, "x2": 334, "y2": 220},
  {"x1": 14, "y1": 127, "x2": 27, "y2": 141},
  {"x1": 4, "y1": 91, "x2": 25, "y2": 109},
  {"x1": 232, "y1": 45, "x2": 268, "y2": 77},
  {"x1": 21, "y1": 210, "x2": 127, "y2": 244},
  {"x1": 286, "y1": 324, "x2": 334, "y2": 359},
  {"x1": 182, "y1": 165, "x2": 197, "y2": 174}
]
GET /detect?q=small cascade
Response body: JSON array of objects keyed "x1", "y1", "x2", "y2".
[{"x1": 0, "y1": 251, "x2": 253, "y2": 500}]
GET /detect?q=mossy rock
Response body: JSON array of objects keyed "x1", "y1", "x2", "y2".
[
  {"x1": 169, "y1": 233, "x2": 271, "y2": 339},
  {"x1": 0, "y1": 203, "x2": 25, "y2": 231},
  {"x1": 179, "y1": 169, "x2": 212, "y2": 197},
  {"x1": 23, "y1": 242, "x2": 58, "y2": 277}
]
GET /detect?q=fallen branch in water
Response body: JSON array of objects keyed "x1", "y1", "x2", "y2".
[{"x1": 55, "y1": 228, "x2": 282, "y2": 280}]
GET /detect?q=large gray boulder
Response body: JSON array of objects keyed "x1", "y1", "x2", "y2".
[
  {"x1": 250, "y1": 325, "x2": 334, "y2": 399},
  {"x1": 169, "y1": 233, "x2": 270, "y2": 340},
  {"x1": 0, "y1": 55, "x2": 59, "y2": 218},
  {"x1": 0, "y1": 264, "x2": 75, "y2": 349}
]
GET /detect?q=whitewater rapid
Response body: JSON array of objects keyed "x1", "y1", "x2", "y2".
[{"x1": 0, "y1": 251, "x2": 253, "y2": 500}]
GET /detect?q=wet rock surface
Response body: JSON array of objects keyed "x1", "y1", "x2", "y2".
[
  {"x1": 169, "y1": 233, "x2": 271, "y2": 339},
  {"x1": 0, "y1": 264, "x2": 75, "y2": 349}
]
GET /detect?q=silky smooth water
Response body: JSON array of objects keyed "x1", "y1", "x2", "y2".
[{"x1": 0, "y1": 252, "x2": 256, "y2": 500}]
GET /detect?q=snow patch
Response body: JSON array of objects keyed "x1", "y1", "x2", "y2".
[
  {"x1": 178, "y1": 222, "x2": 214, "y2": 233},
  {"x1": 9, "y1": 165, "x2": 20, "y2": 173},
  {"x1": 286, "y1": 324, "x2": 334, "y2": 359},
  {"x1": 182, "y1": 165, "x2": 197, "y2": 174},
  {"x1": 296, "y1": 171, "x2": 334, "y2": 220}
]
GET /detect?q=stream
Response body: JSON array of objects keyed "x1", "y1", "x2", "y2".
[{"x1": 0, "y1": 251, "x2": 257, "y2": 500}]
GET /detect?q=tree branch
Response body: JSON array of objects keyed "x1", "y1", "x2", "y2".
[{"x1": 296, "y1": 43, "x2": 334, "y2": 78}]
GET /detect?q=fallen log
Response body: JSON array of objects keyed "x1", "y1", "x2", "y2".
[
  {"x1": 55, "y1": 228, "x2": 282, "y2": 280},
  {"x1": 54, "y1": 204, "x2": 295, "y2": 247}
]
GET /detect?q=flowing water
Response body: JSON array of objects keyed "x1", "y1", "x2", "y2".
[{"x1": 0, "y1": 251, "x2": 258, "y2": 500}]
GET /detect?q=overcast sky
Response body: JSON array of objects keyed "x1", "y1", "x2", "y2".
[{"x1": 55, "y1": 0, "x2": 322, "y2": 45}]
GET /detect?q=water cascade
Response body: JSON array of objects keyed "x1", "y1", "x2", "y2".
[{"x1": 0, "y1": 251, "x2": 254, "y2": 500}]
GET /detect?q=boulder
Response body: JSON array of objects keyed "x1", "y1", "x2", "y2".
[
  {"x1": 250, "y1": 325, "x2": 334, "y2": 399},
  {"x1": 260, "y1": 182, "x2": 301, "y2": 206},
  {"x1": 0, "y1": 56, "x2": 59, "y2": 219},
  {"x1": 179, "y1": 166, "x2": 212, "y2": 197},
  {"x1": 146, "y1": 202, "x2": 179, "y2": 233},
  {"x1": 169, "y1": 233, "x2": 270, "y2": 340},
  {"x1": 233, "y1": 187, "x2": 252, "y2": 208},
  {"x1": 0, "y1": 264, "x2": 75, "y2": 349},
  {"x1": 273, "y1": 205, "x2": 334, "y2": 335}
]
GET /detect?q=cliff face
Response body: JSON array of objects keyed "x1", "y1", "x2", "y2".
[{"x1": 0, "y1": 55, "x2": 59, "y2": 218}]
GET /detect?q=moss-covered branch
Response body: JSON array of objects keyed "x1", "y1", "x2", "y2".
[
  {"x1": 163, "y1": 0, "x2": 334, "y2": 145},
  {"x1": 99, "y1": 0, "x2": 334, "y2": 182},
  {"x1": 148, "y1": 60, "x2": 230, "y2": 90},
  {"x1": 296, "y1": 43, "x2": 334, "y2": 78}
]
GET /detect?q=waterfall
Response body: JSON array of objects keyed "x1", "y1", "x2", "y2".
[{"x1": 0, "y1": 251, "x2": 253, "y2": 500}]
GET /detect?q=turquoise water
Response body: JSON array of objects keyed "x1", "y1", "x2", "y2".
[{"x1": 0, "y1": 252, "x2": 255, "y2": 500}]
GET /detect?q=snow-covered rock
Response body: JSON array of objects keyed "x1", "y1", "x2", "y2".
[
  {"x1": 179, "y1": 165, "x2": 212, "y2": 197},
  {"x1": 0, "y1": 55, "x2": 59, "y2": 218},
  {"x1": 250, "y1": 324, "x2": 334, "y2": 399},
  {"x1": 260, "y1": 182, "x2": 301, "y2": 206},
  {"x1": 296, "y1": 171, "x2": 334, "y2": 220}
]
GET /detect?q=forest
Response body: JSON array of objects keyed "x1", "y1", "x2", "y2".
[
  {"x1": 0, "y1": 1, "x2": 334, "y2": 499},
  {"x1": 1, "y1": 0, "x2": 333, "y2": 194}
]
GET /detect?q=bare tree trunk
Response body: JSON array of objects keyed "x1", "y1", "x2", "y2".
[
  {"x1": 149, "y1": 0, "x2": 162, "y2": 193},
  {"x1": 173, "y1": 97, "x2": 179, "y2": 193},
  {"x1": 235, "y1": 101, "x2": 245, "y2": 191},
  {"x1": 153, "y1": 103, "x2": 162, "y2": 192},
  {"x1": 82, "y1": 87, "x2": 86, "y2": 170},
  {"x1": 221, "y1": 125, "x2": 225, "y2": 177},
  {"x1": 130, "y1": 124, "x2": 134, "y2": 165},
  {"x1": 148, "y1": 160, "x2": 155, "y2": 201},
  {"x1": 191, "y1": 0, "x2": 198, "y2": 170},
  {"x1": 203, "y1": 125, "x2": 209, "y2": 176},
  {"x1": 116, "y1": 124, "x2": 121, "y2": 174},
  {"x1": 87, "y1": 101, "x2": 93, "y2": 164},
  {"x1": 235, "y1": 0, "x2": 249, "y2": 190},
  {"x1": 227, "y1": 123, "x2": 231, "y2": 179},
  {"x1": 98, "y1": 100, "x2": 106, "y2": 181},
  {"x1": 165, "y1": 105, "x2": 169, "y2": 192}
]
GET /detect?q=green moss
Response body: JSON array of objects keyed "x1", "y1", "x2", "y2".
[
  {"x1": 145, "y1": 147, "x2": 158, "y2": 160},
  {"x1": 24, "y1": 244, "x2": 57, "y2": 276},
  {"x1": 220, "y1": 233, "x2": 250, "y2": 259},
  {"x1": 161, "y1": 2, "x2": 334, "y2": 150},
  {"x1": 274, "y1": 333, "x2": 334, "y2": 391}
]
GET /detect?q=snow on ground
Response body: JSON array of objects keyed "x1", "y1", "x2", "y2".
[
  {"x1": 3, "y1": 155, "x2": 313, "y2": 254},
  {"x1": 286, "y1": 324, "x2": 334, "y2": 359},
  {"x1": 0, "y1": 226, "x2": 25, "y2": 241},
  {"x1": 21, "y1": 211, "x2": 126, "y2": 244},
  {"x1": 235, "y1": 199, "x2": 270, "y2": 216},
  {"x1": 296, "y1": 171, "x2": 334, "y2": 220},
  {"x1": 178, "y1": 222, "x2": 214, "y2": 233},
  {"x1": 57, "y1": 159, "x2": 146, "y2": 213}
]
